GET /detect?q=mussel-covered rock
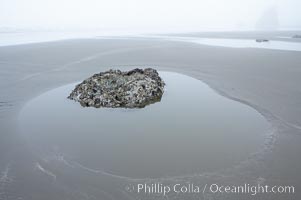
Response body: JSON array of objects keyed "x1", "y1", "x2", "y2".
[{"x1": 68, "y1": 68, "x2": 165, "y2": 108}]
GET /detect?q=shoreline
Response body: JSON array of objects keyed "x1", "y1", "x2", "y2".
[{"x1": 1, "y1": 30, "x2": 301, "y2": 47}]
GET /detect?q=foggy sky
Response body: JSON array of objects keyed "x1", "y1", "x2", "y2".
[{"x1": 0, "y1": 0, "x2": 300, "y2": 32}]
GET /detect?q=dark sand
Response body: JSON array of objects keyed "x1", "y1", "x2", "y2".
[{"x1": 0, "y1": 31, "x2": 301, "y2": 199}]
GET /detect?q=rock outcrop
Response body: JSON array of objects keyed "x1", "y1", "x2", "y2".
[
  {"x1": 292, "y1": 35, "x2": 301, "y2": 39},
  {"x1": 255, "y1": 39, "x2": 269, "y2": 43},
  {"x1": 68, "y1": 68, "x2": 165, "y2": 108}
]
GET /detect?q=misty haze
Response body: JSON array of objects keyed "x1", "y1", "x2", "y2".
[{"x1": 0, "y1": 0, "x2": 300, "y2": 200}]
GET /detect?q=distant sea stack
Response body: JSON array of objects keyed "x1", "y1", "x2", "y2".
[
  {"x1": 68, "y1": 68, "x2": 165, "y2": 108},
  {"x1": 255, "y1": 6, "x2": 279, "y2": 30}
]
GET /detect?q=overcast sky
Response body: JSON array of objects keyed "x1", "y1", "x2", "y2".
[{"x1": 0, "y1": 0, "x2": 300, "y2": 32}]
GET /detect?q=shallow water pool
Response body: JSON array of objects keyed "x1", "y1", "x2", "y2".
[{"x1": 18, "y1": 71, "x2": 270, "y2": 179}]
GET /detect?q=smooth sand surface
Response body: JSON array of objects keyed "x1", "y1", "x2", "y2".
[{"x1": 0, "y1": 31, "x2": 301, "y2": 199}]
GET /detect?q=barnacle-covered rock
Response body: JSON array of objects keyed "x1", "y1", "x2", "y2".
[{"x1": 68, "y1": 68, "x2": 165, "y2": 108}]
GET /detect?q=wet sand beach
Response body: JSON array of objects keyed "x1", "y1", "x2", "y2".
[{"x1": 0, "y1": 31, "x2": 301, "y2": 199}]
